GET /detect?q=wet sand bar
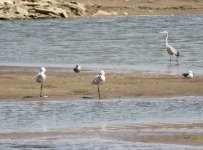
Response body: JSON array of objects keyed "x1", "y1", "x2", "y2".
[
  {"x1": 0, "y1": 123, "x2": 203, "y2": 146},
  {"x1": 0, "y1": 66, "x2": 203, "y2": 100}
]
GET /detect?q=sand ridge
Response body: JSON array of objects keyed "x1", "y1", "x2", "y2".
[{"x1": 0, "y1": 66, "x2": 203, "y2": 100}]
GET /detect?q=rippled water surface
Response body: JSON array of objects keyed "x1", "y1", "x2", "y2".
[
  {"x1": 0, "y1": 15, "x2": 203, "y2": 149},
  {"x1": 0, "y1": 96, "x2": 203, "y2": 149},
  {"x1": 0, "y1": 139, "x2": 202, "y2": 150},
  {"x1": 0, "y1": 15, "x2": 203, "y2": 74},
  {"x1": 0, "y1": 96, "x2": 203, "y2": 132}
]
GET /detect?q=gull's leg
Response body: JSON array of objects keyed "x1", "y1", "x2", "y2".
[
  {"x1": 40, "y1": 83, "x2": 43, "y2": 97},
  {"x1": 173, "y1": 54, "x2": 179, "y2": 65},
  {"x1": 98, "y1": 85, "x2": 101, "y2": 100},
  {"x1": 176, "y1": 57, "x2": 179, "y2": 65}
]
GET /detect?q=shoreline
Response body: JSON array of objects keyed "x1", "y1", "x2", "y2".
[
  {"x1": 0, "y1": 65, "x2": 203, "y2": 100},
  {"x1": 0, "y1": 123, "x2": 203, "y2": 146},
  {"x1": 0, "y1": 0, "x2": 203, "y2": 20},
  {"x1": 1, "y1": 66, "x2": 203, "y2": 147}
]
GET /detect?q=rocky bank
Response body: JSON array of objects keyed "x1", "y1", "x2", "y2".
[{"x1": 0, "y1": 0, "x2": 88, "y2": 19}]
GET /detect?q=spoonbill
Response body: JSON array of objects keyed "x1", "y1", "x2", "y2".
[
  {"x1": 92, "y1": 70, "x2": 105, "y2": 99},
  {"x1": 73, "y1": 64, "x2": 81, "y2": 73},
  {"x1": 182, "y1": 71, "x2": 194, "y2": 79},
  {"x1": 36, "y1": 67, "x2": 46, "y2": 97},
  {"x1": 160, "y1": 31, "x2": 180, "y2": 64}
]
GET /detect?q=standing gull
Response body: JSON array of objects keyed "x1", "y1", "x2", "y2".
[
  {"x1": 92, "y1": 70, "x2": 105, "y2": 99},
  {"x1": 73, "y1": 64, "x2": 81, "y2": 73},
  {"x1": 182, "y1": 71, "x2": 194, "y2": 79},
  {"x1": 36, "y1": 67, "x2": 46, "y2": 97},
  {"x1": 160, "y1": 31, "x2": 180, "y2": 64}
]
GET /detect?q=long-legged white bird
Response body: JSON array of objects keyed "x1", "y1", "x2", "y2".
[
  {"x1": 36, "y1": 67, "x2": 46, "y2": 97},
  {"x1": 160, "y1": 31, "x2": 180, "y2": 64},
  {"x1": 92, "y1": 70, "x2": 105, "y2": 99},
  {"x1": 73, "y1": 64, "x2": 81, "y2": 73}
]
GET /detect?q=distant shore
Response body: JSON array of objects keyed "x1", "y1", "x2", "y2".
[
  {"x1": 0, "y1": 66, "x2": 203, "y2": 100},
  {"x1": 0, "y1": 0, "x2": 203, "y2": 20}
]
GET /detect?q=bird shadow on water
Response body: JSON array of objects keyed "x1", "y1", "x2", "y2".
[
  {"x1": 167, "y1": 63, "x2": 180, "y2": 68},
  {"x1": 166, "y1": 63, "x2": 180, "y2": 73},
  {"x1": 167, "y1": 63, "x2": 179, "y2": 67}
]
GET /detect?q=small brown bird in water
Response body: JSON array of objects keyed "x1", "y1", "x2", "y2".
[{"x1": 73, "y1": 65, "x2": 81, "y2": 73}]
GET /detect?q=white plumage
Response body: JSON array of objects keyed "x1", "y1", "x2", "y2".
[
  {"x1": 160, "y1": 31, "x2": 180, "y2": 64},
  {"x1": 73, "y1": 64, "x2": 81, "y2": 73},
  {"x1": 182, "y1": 71, "x2": 194, "y2": 79},
  {"x1": 92, "y1": 70, "x2": 105, "y2": 99},
  {"x1": 36, "y1": 67, "x2": 46, "y2": 97},
  {"x1": 92, "y1": 70, "x2": 105, "y2": 85}
]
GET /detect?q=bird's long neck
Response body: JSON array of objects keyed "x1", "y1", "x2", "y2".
[{"x1": 165, "y1": 33, "x2": 169, "y2": 46}]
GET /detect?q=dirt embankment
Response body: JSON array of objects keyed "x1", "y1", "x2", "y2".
[{"x1": 0, "y1": 0, "x2": 203, "y2": 20}]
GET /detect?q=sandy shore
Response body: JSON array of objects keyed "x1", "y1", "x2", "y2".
[
  {"x1": 0, "y1": 0, "x2": 203, "y2": 20},
  {"x1": 0, "y1": 66, "x2": 203, "y2": 146},
  {"x1": 0, "y1": 66, "x2": 203, "y2": 100},
  {"x1": 112, "y1": 123, "x2": 203, "y2": 146},
  {"x1": 1, "y1": 1, "x2": 203, "y2": 146},
  {"x1": 0, "y1": 123, "x2": 203, "y2": 146},
  {"x1": 79, "y1": 0, "x2": 203, "y2": 16}
]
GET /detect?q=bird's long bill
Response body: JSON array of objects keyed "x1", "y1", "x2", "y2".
[{"x1": 159, "y1": 32, "x2": 164, "y2": 34}]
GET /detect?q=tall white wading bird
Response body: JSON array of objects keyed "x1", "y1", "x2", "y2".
[
  {"x1": 92, "y1": 70, "x2": 105, "y2": 99},
  {"x1": 160, "y1": 31, "x2": 180, "y2": 64},
  {"x1": 73, "y1": 64, "x2": 81, "y2": 73},
  {"x1": 36, "y1": 67, "x2": 46, "y2": 97},
  {"x1": 182, "y1": 71, "x2": 194, "y2": 79}
]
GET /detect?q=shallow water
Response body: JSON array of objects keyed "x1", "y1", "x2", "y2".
[
  {"x1": 0, "y1": 15, "x2": 203, "y2": 75},
  {"x1": 0, "y1": 96, "x2": 203, "y2": 149},
  {"x1": 0, "y1": 139, "x2": 203, "y2": 150},
  {"x1": 0, "y1": 96, "x2": 203, "y2": 132},
  {"x1": 0, "y1": 15, "x2": 203, "y2": 149}
]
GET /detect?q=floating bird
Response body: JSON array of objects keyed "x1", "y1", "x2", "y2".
[
  {"x1": 73, "y1": 64, "x2": 81, "y2": 73},
  {"x1": 182, "y1": 71, "x2": 194, "y2": 79},
  {"x1": 92, "y1": 70, "x2": 105, "y2": 99},
  {"x1": 36, "y1": 67, "x2": 46, "y2": 97},
  {"x1": 160, "y1": 31, "x2": 180, "y2": 64}
]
